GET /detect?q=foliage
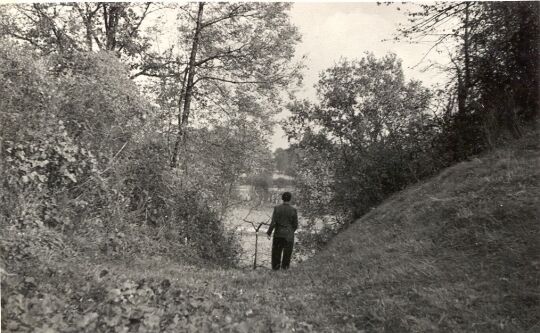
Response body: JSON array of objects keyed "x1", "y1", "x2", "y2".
[
  {"x1": 398, "y1": 2, "x2": 539, "y2": 158},
  {"x1": 175, "y1": 3, "x2": 301, "y2": 87},
  {"x1": 273, "y1": 147, "x2": 298, "y2": 176},
  {"x1": 146, "y1": 2, "x2": 303, "y2": 165},
  {"x1": 0, "y1": 0, "x2": 299, "y2": 272},
  {"x1": 287, "y1": 1, "x2": 539, "y2": 247},
  {"x1": 0, "y1": 3, "x2": 160, "y2": 75},
  {"x1": 0, "y1": 41, "x2": 241, "y2": 267},
  {"x1": 98, "y1": 124, "x2": 243, "y2": 264},
  {"x1": 1, "y1": 43, "x2": 98, "y2": 228},
  {"x1": 53, "y1": 51, "x2": 146, "y2": 157},
  {"x1": 284, "y1": 54, "x2": 439, "y2": 233},
  {"x1": 182, "y1": 96, "x2": 275, "y2": 216},
  {"x1": 3, "y1": 132, "x2": 538, "y2": 332}
]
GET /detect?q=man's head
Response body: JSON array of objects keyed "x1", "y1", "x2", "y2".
[{"x1": 282, "y1": 192, "x2": 292, "y2": 202}]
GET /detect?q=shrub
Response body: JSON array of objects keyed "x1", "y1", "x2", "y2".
[{"x1": 0, "y1": 42, "x2": 241, "y2": 267}]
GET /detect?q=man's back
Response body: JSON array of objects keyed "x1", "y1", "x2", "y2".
[
  {"x1": 268, "y1": 203, "x2": 298, "y2": 240},
  {"x1": 267, "y1": 192, "x2": 297, "y2": 270}
]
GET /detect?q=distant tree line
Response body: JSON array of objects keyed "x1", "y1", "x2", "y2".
[
  {"x1": 286, "y1": 2, "x2": 539, "y2": 252},
  {"x1": 273, "y1": 147, "x2": 298, "y2": 177}
]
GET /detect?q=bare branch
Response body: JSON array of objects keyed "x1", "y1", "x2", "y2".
[
  {"x1": 194, "y1": 75, "x2": 285, "y2": 86},
  {"x1": 194, "y1": 43, "x2": 249, "y2": 67},
  {"x1": 410, "y1": 34, "x2": 452, "y2": 69},
  {"x1": 6, "y1": 31, "x2": 47, "y2": 52}
]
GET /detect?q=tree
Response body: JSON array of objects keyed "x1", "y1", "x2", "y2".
[
  {"x1": 274, "y1": 147, "x2": 298, "y2": 176},
  {"x1": 0, "y1": 3, "x2": 168, "y2": 77},
  {"x1": 184, "y1": 104, "x2": 274, "y2": 219},
  {"x1": 470, "y1": 2, "x2": 539, "y2": 130},
  {"x1": 1, "y1": 3, "x2": 303, "y2": 171},
  {"x1": 169, "y1": 2, "x2": 302, "y2": 167},
  {"x1": 398, "y1": 2, "x2": 539, "y2": 157},
  {"x1": 284, "y1": 53, "x2": 435, "y2": 220}
]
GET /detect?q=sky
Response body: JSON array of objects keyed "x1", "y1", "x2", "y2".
[
  {"x1": 0, "y1": 1, "x2": 450, "y2": 151},
  {"x1": 270, "y1": 2, "x2": 451, "y2": 150}
]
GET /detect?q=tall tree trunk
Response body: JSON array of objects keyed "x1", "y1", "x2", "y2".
[
  {"x1": 458, "y1": 2, "x2": 471, "y2": 115},
  {"x1": 463, "y1": 3, "x2": 471, "y2": 108},
  {"x1": 455, "y1": 3, "x2": 471, "y2": 160},
  {"x1": 103, "y1": 4, "x2": 121, "y2": 51},
  {"x1": 171, "y1": 2, "x2": 205, "y2": 167}
]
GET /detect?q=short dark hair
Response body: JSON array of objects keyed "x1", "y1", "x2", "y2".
[{"x1": 282, "y1": 192, "x2": 292, "y2": 202}]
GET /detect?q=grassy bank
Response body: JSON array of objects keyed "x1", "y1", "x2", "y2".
[{"x1": 2, "y1": 130, "x2": 539, "y2": 332}]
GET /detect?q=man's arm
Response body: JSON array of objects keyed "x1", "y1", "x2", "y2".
[{"x1": 267, "y1": 208, "x2": 276, "y2": 237}]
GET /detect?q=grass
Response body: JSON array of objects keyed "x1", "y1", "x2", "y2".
[{"x1": 2, "y1": 129, "x2": 539, "y2": 332}]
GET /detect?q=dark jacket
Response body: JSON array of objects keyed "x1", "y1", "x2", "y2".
[{"x1": 267, "y1": 203, "x2": 298, "y2": 241}]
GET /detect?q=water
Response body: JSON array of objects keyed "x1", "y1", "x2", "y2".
[
  {"x1": 224, "y1": 205, "x2": 274, "y2": 268},
  {"x1": 223, "y1": 204, "x2": 330, "y2": 269}
]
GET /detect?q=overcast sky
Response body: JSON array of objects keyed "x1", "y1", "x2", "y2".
[{"x1": 271, "y1": 2, "x2": 451, "y2": 150}]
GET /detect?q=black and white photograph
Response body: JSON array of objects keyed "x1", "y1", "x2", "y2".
[{"x1": 0, "y1": 1, "x2": 538, "y2": 332}]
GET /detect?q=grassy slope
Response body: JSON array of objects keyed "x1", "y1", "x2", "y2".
[
  {"x1": 292, "y1": 129, "x2": 540, "y2": 332},
  {"x1": 2, "y1": 130, "x2": 539, "y2": 332},
  {"x1": 210, "y1": 129, "x2": 539, "y2": 333}
]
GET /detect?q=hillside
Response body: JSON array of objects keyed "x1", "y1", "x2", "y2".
[
  {"x1": 2, "y1": 130, "x2": 539, "y2": 332},
  {"x1": 221, "y1": 129, "x2": 540, "y2": 332},
  {"x1": 296, "y1": 128, "x2": 540, "y2": 332}
]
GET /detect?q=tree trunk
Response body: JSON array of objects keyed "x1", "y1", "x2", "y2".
[
  {"x1": 460, "y1": 2, "x2": 471, "y2": 115},
  {"x1": 103, "y1": 4, "x2": 121, "y2": 51},
  {"x1": 455, "y1": 3, "x2": 471, "y2": 160},
  {"x1": 84, "y1": 18, "x2": 93, "y2": 50},
  {"x1": 76, "y1": 3, "x2": 96, "y2": 51},
  {"x1": 171, "y1": 2, "x2": 205, "y2": 167}
]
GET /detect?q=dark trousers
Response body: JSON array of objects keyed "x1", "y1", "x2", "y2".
[{"x1": 271, "y1": 237, "x2": 294, "y2": 270}]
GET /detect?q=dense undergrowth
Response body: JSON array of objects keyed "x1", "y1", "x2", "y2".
[
  {"x1": 0, "y1": 42, "x2": 242, "y2": 265},
  {"x1": 2, "y1": 125, "x2": 538, "y2": 333}
]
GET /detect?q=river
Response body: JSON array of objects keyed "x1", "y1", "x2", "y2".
[
  {"x1": 224, "y1": 205, "x2": 274, "y2": 268},
  {"x1": 223, "y1": 204, "x2": 327, "y2": 269}
]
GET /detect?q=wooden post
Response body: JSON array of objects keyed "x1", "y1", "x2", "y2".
[
  {"x1": 253, "y1": 231, "x2": 258, "y2": 270},
  {"x1": 253, "y1": 221, "x2": 266, "y2": 270}
]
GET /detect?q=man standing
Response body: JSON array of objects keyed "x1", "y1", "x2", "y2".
[{"x1": 267, "y1": 192, "x2": 298, "y2": 270}]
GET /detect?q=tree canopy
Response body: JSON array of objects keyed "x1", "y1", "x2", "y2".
[{"x1": 285, "y1": 53, "x2": 436, "y2": 222}]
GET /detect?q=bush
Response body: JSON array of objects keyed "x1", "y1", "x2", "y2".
[
  {"x1": 117, "y1": 133, "x2": 242, "y2": 265},
  {"x1": 0, "y1": 42, "x2": 241, "y2": 267}
]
